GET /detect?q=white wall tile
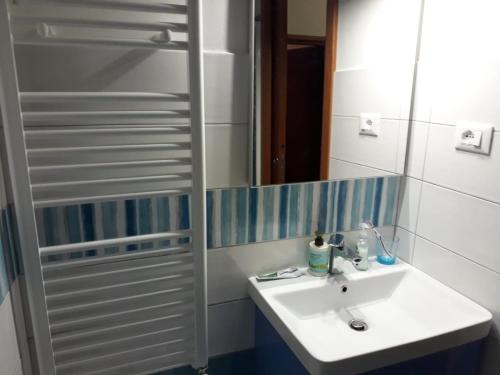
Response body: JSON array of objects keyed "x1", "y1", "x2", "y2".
[
  {"x1": 397, "y1": 177, "x2": 422, "y2": 233},
  {"x1": 330, "y1": 116, "x2": 403, "y2": 173},
  {"x1": 336, "y1": 0, "x2": 420, "y2": 71},
  {"x1": 430, "y1": 62, "x2": 500, "y2": 127},
  {"x1": 407, "y1": 2, "x2": 500, "y2": 370},
  {"x1": 204, "y1": 52, "x2": 250, "y2": 124},
  {"x1": 423, "y1": 125, "x2": 500, "y2": 204},
  {"x1": 406, "y1": 121, "x2": 429, "y2": 179},
  {"x1": 411, "y1": 63, "x2": 433, "y2": 123},
  {"x1": 203, "y1": 0, "x2": 250, "y2": 53},
  {"x1": 328, "y1": 158, "x2": 392, "y2": 180},
  {"x1": 395, "y1": 226, "x2": 415, "y2": 264},
  {"x1": 0, "y1": 295, "x2": 23, "y2": 375},
  {"x1": 8, "y1": 281, "x2": 32, "y2": 375},
  {"x1": 413, "y1": 236, "x2": 500, "y2": 330},
  {"x1": 206, "y1": 124, "x2": 248, "y2": 189},
  {"x1": 16, "y1": 46, "x2": 189, "y2": 93},
  {"x1": 417, "y1": 183, "x2": 500, "y2": 274},
  {"x1": 332, "y1": 68, "x2": 410, "y2": 119},
  {"x1": 208, "y1": 300, "x2": 254, "y2": 357},
  {"x1": 419, "y1": 0, "x2": 500, "y2": 67},
  {"x1": 396, "y1": 121, "x2": 410, "y2": 174},
  {"x1": 207, "y1": 238, "x2": 309, "y2": 305},
  {"x1": 16, "y1": 49, "x2": 249, "y2": 125},
  {"x1": 329, "y1": 159, "x2": 392, "y2": 180}
]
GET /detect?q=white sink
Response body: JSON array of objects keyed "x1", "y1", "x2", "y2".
[{"x1": 249, "y1": 260, "x2": 492, "y2": 375}]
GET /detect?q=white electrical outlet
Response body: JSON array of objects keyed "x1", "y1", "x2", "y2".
[
  {"x1": 455, "y1": 121, "x2": 494, "y2": 155},
  {"x1": 359, "y1": 113, "x2": 381, "y2": 137}
]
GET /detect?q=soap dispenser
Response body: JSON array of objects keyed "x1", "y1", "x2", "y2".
[{"x1": 308, "y1": 231, "x2": 329, "y2": 276}]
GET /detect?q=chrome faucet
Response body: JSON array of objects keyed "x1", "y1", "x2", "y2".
[{"x1": 327, "y1": 233, "x2": 362, "y2": 275}]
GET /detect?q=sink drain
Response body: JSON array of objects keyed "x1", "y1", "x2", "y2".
[{"x1": 349, "y1": 319, "x2": 368, "y2": 331}]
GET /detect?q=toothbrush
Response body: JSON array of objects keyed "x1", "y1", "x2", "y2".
[
  {"x1": 361, "y1": 220, "x2": 393, "y2": 258},
  {"x1": 256, "y1": 267, "x2": 305, "y2": 281}
]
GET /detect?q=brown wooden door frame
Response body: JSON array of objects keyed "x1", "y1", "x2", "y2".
[
  {"x1": 260, "y1": 0, "x2": 273, "y2": 185},
  {"x1": 320, "y1": 0, "x2": 339, "y2": 180},
  {"x1": 260, "y1": 0, "x2": 339, "y2": 184},
  {"x1": 287, "y1": 34, "x2": 325, "y2": 46}
]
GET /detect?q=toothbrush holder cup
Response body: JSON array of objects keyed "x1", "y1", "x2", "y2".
[{"x1": 376, "y1": 236, "x2": 400, "y2": 265}]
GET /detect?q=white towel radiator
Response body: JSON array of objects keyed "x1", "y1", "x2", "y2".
[{"x1": 0, "y1": 0, "x2": 208, "y2": 374}]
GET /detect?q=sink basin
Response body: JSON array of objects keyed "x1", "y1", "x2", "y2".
[{"x1": 248, "y1": 260, "x2": 492, "y2": 375}]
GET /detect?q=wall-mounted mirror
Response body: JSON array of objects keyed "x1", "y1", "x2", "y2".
[{"x1": 252, "y1": 0, "x2": 422, "y2": 185}]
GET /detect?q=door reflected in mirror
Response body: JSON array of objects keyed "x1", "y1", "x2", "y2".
[{"x1": 254, "y1": 0, "x2": 421, "y2": 186}]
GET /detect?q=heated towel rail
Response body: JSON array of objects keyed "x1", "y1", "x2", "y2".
[{"x1": 0, "y1": 0, "x2": 207, "y2": 374}]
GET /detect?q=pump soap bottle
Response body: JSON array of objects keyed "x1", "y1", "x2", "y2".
[{"x1": 308, "y1": 231, "x2": 329, "y2": 276}]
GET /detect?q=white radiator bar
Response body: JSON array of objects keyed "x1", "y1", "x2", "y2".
[
  {"x1": 43, "y1": 245, "x2": 191, "y2": 272},
  {"x1": 40, "y1": 231, "x2": 192, "y2": 256},
  {"x1": 14, "y1": 17, "x2": 189, "y2": 33},
  {"x1": 0, "y1": 0, "x2": 208, "y2": 373},
  {"x1": 0, "y1": 2, "x2": 56, "y2": 373},
  {"x1": 34, "y1": 188, "x2": 192, "y2": 208},
  {"x1": 23, "y1": 110, "x2": 191, "y2": 125},
  {"x1": 187, "y1": 0, "x2": 208, "y2": 369},
  {"x1": 29, "y1": 159, "x2": 192, "y2": 171},
  {"x1": 50, "y1": 0, "x2": 188, "y2": 14},
  {"x1": 21, "y1": 92, "x2": 190, "y2": 102}
]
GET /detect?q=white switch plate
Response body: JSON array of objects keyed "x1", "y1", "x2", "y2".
[
  {"x1": 455, "y1": 121, "x2": 494, "y2": 155},
  {"x1": 359, "y1": 113, "x2": 381, "y2": 137}
]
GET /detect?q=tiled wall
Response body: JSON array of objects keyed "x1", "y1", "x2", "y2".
[
  {"x1": 398, "y1": 1, "x2": 500, "y2": 373},
  {"x1": 11, "y1": 1, "x2": 407, "y2": 370},
  {"x1": 206, "y1": 177, "x2": 398, "y2": 248},
  {"x1": 36, "y1": 195, "x2": 192, "y2": 260},
  {"x1": 36, "y1": 176, "x2": 399, "y2": 252},
  {"x1": 34, "y1": 176, "x2": 399, "y2": 365},
  {"x1": 329, "y1": 0, "x2": 421, "y2": 179}
]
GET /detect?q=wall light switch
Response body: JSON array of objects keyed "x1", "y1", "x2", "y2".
[
  {"x1": 359, "y1": 113, "x2": 381, "y2": 137},
  {"x1": 455, "y1": 121, "x2": 494, "y2": 155}
]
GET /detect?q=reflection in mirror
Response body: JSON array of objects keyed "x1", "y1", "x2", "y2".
[{"x1": 253, "y1": 0, "x2": 422, "y2": 186}]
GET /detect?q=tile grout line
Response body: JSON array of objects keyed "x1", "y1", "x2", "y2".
[
  {"x1": 408, "y1": 177, "x2": 500, "y2": 208},
  {"x1": 330, "y1": 157, "x2": 398, "y2": 176},
  {"x1": 208, "y1": 297, "x2": 251, "y2": 307},
  {"x1": 411, "y1": 118, "x2": 431, "y2": 263},
  {"x1": 403, "y1": 228, "x2": 500, "y2": 278}
]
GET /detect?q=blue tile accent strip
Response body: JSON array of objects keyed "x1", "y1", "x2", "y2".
[
  {"x1": 206, "y1": 191, "x2": 214, "y2": 249},
  {"x1": 221, "y1": 189, "x2": 232, "y2": 247},
  {"x1": 35, "y1": 176, "x2": 400, "y2": 255},
  {"x1": 236, "y1": 188, "x2": 248, "y2": 245},
  {"x1": 262, "y1": 186, "x2": 274, "y2": 241},
  {"x1": 279, "y1": 185, "x2": 289, "y2": 239},
  {"x1": 0, "y1": 205, "x2": 19, "y2": 304},
  {"x1": 0, "y1": 240, "x2": 9, "y2": 303},
  {"x1": 205, "y1": 176, "x2": 399, "y2": 249},
  {"x1": 248, "y1": 188, "x2": 258, "y2": 243}
]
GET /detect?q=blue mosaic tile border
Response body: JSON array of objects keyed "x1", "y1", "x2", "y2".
[
  {"x1": 0, "y1": 205, "x2": 19, "y2": 304},
  {"x1": 36, "y1": 176, "x2": 400, "y2": 255},
  {"x1": 207, "y1": 176, "x2": 399, "y2": 248},
  {"x1": 36, "y1": 195, "x2": 191, "y2": 248}
]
